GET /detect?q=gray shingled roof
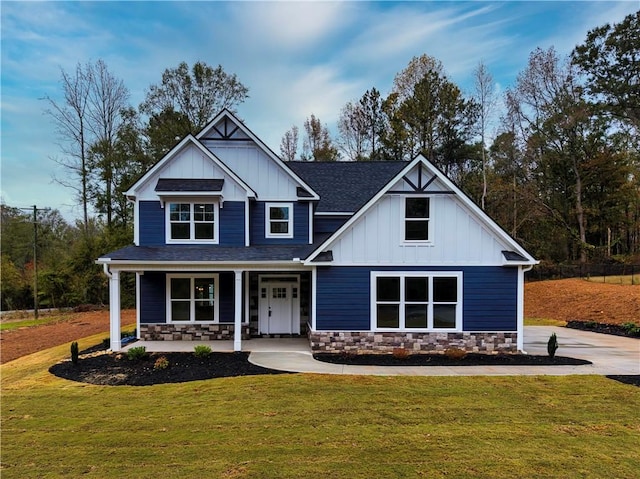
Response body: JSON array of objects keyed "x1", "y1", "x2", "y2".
[
  {"x1": 100, "y1": 243, "x2": 322, "y2": 263},
  {"x1": 155, "y1": 178, "x2": 224, "y2": 192},
  {"x1": 287, "y1": 161, "x2": 407, "y2": 213}
]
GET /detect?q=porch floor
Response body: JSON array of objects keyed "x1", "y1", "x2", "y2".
[{"x1": 121, "y1": 338, "x2": 310, "y2": 353}]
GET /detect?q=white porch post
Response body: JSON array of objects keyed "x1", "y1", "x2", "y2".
[
  {"x1": 516, "y1": 266, "x2": 525, "y2": 353},
  {"x1": 234, "y1": 269, "x2": 243, "y2": 351},
  {"x1": 109, "y1": 269, "x2": 122, "y2": 351}
]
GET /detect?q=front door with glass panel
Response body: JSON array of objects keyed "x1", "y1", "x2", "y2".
[{"x1": 258, "y1": 277, "x2": 300, "y2": 335}]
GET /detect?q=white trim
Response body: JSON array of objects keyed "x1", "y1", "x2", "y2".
[
  {"x1": 97, "y1": 260, "x2": 310, "y2": 271},
  {"x1": 517, "y1": 265, "x2": 534, "y2": 352},
  {"x1": 195, "y1": 109, "x2": 320, "y2": 201},
  {"x1": 265, "y1": 202, "x2": 294, "y2": 239},
  {"x1": 125, "y1": 135, "x2": 257, "y2": 199},
  {"x1": 133, "y1": 199, "x2": 140, "y2": 246},
  {"x1": 108, "y1": 269, "x2": 122, "y2": 351},
  {"x1": 304, "y1": 155, "x2": 537, "y2": 266},
  {"x1": 165, "y1": 273, "x2": 220, "y2": 324},
  {"x1": 370, "y1": 271, "x2": 463, "y2": 332},
  {"x1": 165, "y1": 201, "x2": 220, "y2": 244},
  {"x1": 402, "y1": 196, "x2": 433, "y2": 245},
  {"x1": 308, "y1": 203, "x2": 313, "y2": 245},
  {"x1": 314, "y1": 211, "x2": 353, "y2": 216},
  {"x1": 244, "y1": 200, "x2": 250, "y2": 246},
  {"x1": 135, "y1": 272, "x2": 141, "y2": 339},
  {"x1": 311, "y1": 267, "x2": 317, "y2": 331},
  {"x1": 233, "y1": 270, "x2": 243, "y2": 351}
]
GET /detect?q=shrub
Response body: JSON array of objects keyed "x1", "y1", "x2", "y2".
[
  {"x1": 70, "y1": 341, "x2": 79, "y2": 365},
  {"x1": 621, "y1": 322, "x2": 640, "y2": 336},
  {"x1": 392, "y1": 348, "x2": 410, "y2": 360},
  {"x1": 444, "y1": 348, "x2": 467, "y2": 360},
  {"x1": 154, "y1": 356, "x2": 169, "y2": 370},
  {"x1": 194, "y1": 345, "x2": 212, "y2": 358},
  {"x1": 547, "y1": 333, "x2": 559, "y2": 359},
  {"x1": 127, "y1": 346, "x2": 148, "y2": 361}
]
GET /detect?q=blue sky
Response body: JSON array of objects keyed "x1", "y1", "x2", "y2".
[{"x1": 1, "y1": 1, "x2": 637, "y2": 221}]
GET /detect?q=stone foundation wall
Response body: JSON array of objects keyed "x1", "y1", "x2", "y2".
[
  {"x1": 309, "y1": 331, "x2": 518, "y2": 354},
  {"x1": 140, "y1": 324, "x2": 251, "y2": 341}
]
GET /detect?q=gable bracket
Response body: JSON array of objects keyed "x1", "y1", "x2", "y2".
[
  {"x1": 403, "y1": 167, "x2": 439, "y2": 192},
  {"x1": 212, "y1": 118, "x2": 240, "y2": 139}
]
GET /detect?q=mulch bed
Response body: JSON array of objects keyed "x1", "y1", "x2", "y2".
[
  {"x1": 49, "y1": 351, "x2": 291, "y2": 386},
  {"x1": 313, "y1": 353, "x2": 592, "y2": 367},
  {"x1": 566, "y1": 320, "x2": 640, "y2": 338}
]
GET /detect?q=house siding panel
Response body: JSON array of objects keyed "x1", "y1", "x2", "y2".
[
  {"x1": 251, "y1": 201, "x2": 310, "y2": 245},
  {"x1": 315, "y1": 216, "x2": 349, "y2": 235},
  {"x1": 140, "y1": 272, "x2": 166, "y2": 323},
  {"x1": 139, "y1": 201, "x2": 165, "y2": 246},
  {"x1": 219, "y1": 201, "x2": 245, "y2": 246},
  {"x1": 315, "y1": 266, "x2": 517, "y2": 331},
  {"x1": 218, "y1": 271, "x2": 235, "y2": 322}
]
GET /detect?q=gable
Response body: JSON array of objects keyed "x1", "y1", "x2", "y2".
[
  {"x1": 197, "y1": 110, "x2": 319, "y2": 201},
  {"x1": 305, "y1": 156, "x2": 537, "y2": 266},
  {"x1": 127, "y1": 138, "x2": 254, "y2": 202}
]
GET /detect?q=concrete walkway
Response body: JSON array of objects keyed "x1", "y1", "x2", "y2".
[{"x1": 124, "y1": 327, "x2": 639, "y2": 376}]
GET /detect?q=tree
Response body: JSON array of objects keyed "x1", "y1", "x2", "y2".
[
  {"x1": 572, "y1": 11, "x2": 640, "y2": 130},
  {"x1": 360, "y1": 88, "x2": 386, "y2": 161},
  {"x1": 337, "y1": 101, "x2": 368, "y2": 161},
  {"x1": 43, "y1": 63, "x2": 92, "y2": 228},
  {"x1": 85, "y1": 60, "x2": 130, "y2": 228},
  {"x1": 301, "y1": 114, "x2": 339, "y2": 162},
  {"x1": 140, "y1": 61, "x2": 249, "y2": 133},
  {"x1": 280, "y1": 125, "x2": 299, "y2": 162},
  {"x1": 144, "y1": 107, "x2": 192, "y2": 161},
  {"x1": 473, "y1": 61, "x2": 498, "y2": 209}
]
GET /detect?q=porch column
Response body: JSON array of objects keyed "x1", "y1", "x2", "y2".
[
  {"x1": 109, "y1": 269, "x2": 122, "y2": 351},
  {"x1": 234, "y1": 269, "x2": 243, "y2": 351}
]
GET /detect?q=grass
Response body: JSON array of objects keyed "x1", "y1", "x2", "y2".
[
  {"x1": 524, "y1": 317, "x2": 567, "y2": 327},
  {"x1": 584, "y1": 274, "x2": 639, "y2": 285},
  {"x1": 2, "y1": 337, "x2": 639, "y2": 478},
  {"x1": 0, "y1": 310, "x2": 74, "y2": 332}
]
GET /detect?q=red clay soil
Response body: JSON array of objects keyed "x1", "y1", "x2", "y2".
[
  {"x1": 1, "y1": 279, "x2": 637, "y2": 364},
  {"x1": 0, "y1": 310, "x2": 136, "y2": 364},
  {"x1": 525, "y1": 278, "x2": 639, "y2": 325}
]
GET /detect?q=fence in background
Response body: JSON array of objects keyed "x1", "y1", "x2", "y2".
[{"x1": 527, "y1": 263, "x2": 640, "y2": 284}]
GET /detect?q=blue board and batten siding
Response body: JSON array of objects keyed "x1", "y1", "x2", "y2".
[
  {"x1": 315, "y1": 266, "x2": 518, "y2": 332},
  {"x1": 250, "y1": 201, "x2": 310, "y2": 245},
  {"x1": 138, "y1": 200, "x2": 245, "y2": 246},
  {"x1": 139, "y1": 271, "x2": 236, "y2": 323}
]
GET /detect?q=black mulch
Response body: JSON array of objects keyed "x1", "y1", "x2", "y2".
[
  {"x1": 49, "y1": 351, "x2": 292, "y2": 386},
  {"x1": 606, "y1": 375, "x2": 640, "y2": 387},
  {"x1": 313, "y1": 352, "x2": 592, "y2": 367},
  {"x1": 566, "y1": 320, "x2": 640, "y2": 338}
]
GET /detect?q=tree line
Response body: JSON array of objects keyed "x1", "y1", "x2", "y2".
[{"x1": 1, "y1": 11, "x2": 638, "y2": 310}]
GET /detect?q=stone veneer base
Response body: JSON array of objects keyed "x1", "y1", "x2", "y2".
[
  {"x1": 309, "y1": 331, "x2": 518, "y2": 354},
  {"x1": 140, "y1": 324, "x2": 251, "y2": 341}
]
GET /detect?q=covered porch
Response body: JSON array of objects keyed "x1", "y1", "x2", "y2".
[
  {"x1": 120, "y1": 337, "x2": 311, "y2": 353},
  {"x1": 102, "y1": 260, "x2": 313, "y2": 352}
]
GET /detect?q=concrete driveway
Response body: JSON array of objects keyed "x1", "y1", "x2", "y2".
[{"x1": 248, "y1": 327, "x2": 639, "y2": 376}]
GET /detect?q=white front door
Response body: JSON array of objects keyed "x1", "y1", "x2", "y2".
[{"x1": 259, "y1": 277, "x2": 300, "y2": 335}]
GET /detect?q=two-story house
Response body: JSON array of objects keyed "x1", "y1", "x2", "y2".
[{"x1": 97, "y1": 109, "x2": 537, "y2": 354}]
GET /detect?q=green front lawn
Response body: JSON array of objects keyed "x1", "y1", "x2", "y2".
[{"x1": 2, "y1": 336, "x2": 639, "y2": 478}]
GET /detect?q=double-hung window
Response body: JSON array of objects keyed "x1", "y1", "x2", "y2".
[
  {"x1": 404, "y1": 197, "x2": 430, "y2": 242},
  {"x1": 167, "y1": 275, "x2": 219, "y2": 323},
  {"x1": 167, "y1": 202, "x2": 218, "y2": 243},
  {"x1": 265, "y1": 203, "x2": 293, "y2": 238},
  {"x1": 372, "y1": 272, "x2": 461, "y2": 331}
]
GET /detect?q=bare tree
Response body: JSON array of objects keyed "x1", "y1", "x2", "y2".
[
  {"x1": 301, "y1": 114, "x2": 339, "y2": 162},
  {"x1": 473, "y1": 61, "x2": 498, "y2": 209},
  {"x1": 280, "y1": 125, "x2": 299, "y2": 161},
  {"x1": 337, "y1": 101, "x2": 368, "y2": 161},
  {"x1": 43, "y1": 64, "x2": 92, "y2": 229},
  {"x1": 86, "y1": 60, "x2": 130, "y2": 227}
]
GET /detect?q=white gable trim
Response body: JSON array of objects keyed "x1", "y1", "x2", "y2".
[
  {"x1": 125, "y1": 135, "x2": 257, "y2": 200},
  {"x1": 304, "y1": 154, "x2": 537, "y2": 265},
  {"x1": 196, "y1": 109, "x2": 320, "y2": 201}
]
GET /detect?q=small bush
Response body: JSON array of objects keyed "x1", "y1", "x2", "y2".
[
  {"x1": 194, "y1": 345, "x2": 212, "y2": 358},
  {"x1": 154, "y1": 356, "x2": 169, "y2": 370},
  {"x1": 547, "y1": 333, "x2": 559, "y2": 359},
  {"x1": 621, "y1": 322, "x2": 640, "y2": 336},
  {"x1": 70, "y1": 341, "x2": 79, "y2": 365},
  {"x1": 127, "y1": 346, "x2": 148, "y2": 361},
  {"x1": 444, "y1": 348, "x2": 467, "y2": 360},
  {"x1": 392, "y1": 348, "x2": 410, "y2": 360}
]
